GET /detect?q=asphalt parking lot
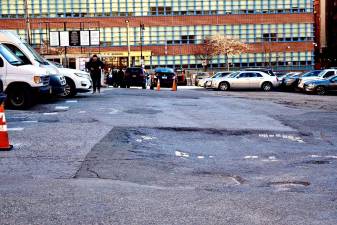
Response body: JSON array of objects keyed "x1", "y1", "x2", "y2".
[{"x1": 0, "y1": 87, "x2": 336, "y2": 225}]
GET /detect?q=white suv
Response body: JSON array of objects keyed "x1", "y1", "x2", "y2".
[
  {"x1": 212, "y1": 71, "x2": 279, "y2": 91},
  {"x1": 298, "y1": 69, "x2": 337, "y2": 89},
  {"x1": 48, "y1": 61, "x2": 92, "y2": 97}
]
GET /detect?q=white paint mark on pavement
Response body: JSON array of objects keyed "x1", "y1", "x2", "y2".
[
  {"x1": 326, "y1": 156, "x2": 337, "y2": 159},
  {"x1": 55, "y1": 106, "x2": 69, "y2": 111},
  {"x1": 108, "y1": 109, "x2": 120, "y2": 114},
  {"x1": 43, "y1": 112, "x2": 58, "y2": 115},
  {"x1": 175, "y1": 150, "x2": 190, "y2": 158},
  {"x1": 8, "y1": 127, "x2": 24, "y2": 131},
  {"x1": 259, "y1": 133, "x2": 305, "y2": 143},
  {"x1": 22, "y1": 120, "x2": 38, "y2": 123},
  {"x1": 66, "y1": 100, "x2": 78, "y2": 103},
  {"x1": 209, "y1": 156, "x2": 214, "y2": 159},
  {"x1": 136, "y1": 139, "x2": 142, "y2": 143},
  {"x1": 79, "y1": 111, "x2": 86, "y2": 114},
  {"x1": 141, "y1": 136, "x2": 156, "y2": 141},
  {"x1": 244, "y1": 156, "x2": 259, "y2": 159},
  {"x1": 197, "y1": 156, "x2": 205, "y2": 159}
]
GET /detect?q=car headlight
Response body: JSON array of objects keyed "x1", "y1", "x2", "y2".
[
  {"x1": 33, "y1": 76, "x2": 42, "y2": 84},
  {"x1": 307, "y1": 83, "x2": 315, "y2": 87},
  {"x1": 74, "y1": 73, "x2": 89, "y2": 78}
]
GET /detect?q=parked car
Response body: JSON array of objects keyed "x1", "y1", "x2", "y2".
[
  {"x1": 194, "y1": 72, "x2": 210, "y2": 86},
  {"x1": 47, "y1": 60, "x2": 92, "y2": 97},
  {"x1": 0, "y1": 42, "x2": 50, "y2": 109},
  {"x1": 202, "y1": 71, "x2": 233, "y2": 88},
  {"x1": 242, "y1": 68, "x2": 276, "y2": 76},
  {"x1": 150, "y1": 68, "x2": 177, "y2": 89},
  {"x1": 212, "y1": 71, "x2": 279, "y2": 91},
  {"x1": 298, "y1": 69, "x2": 337, "y2": 89},
  {"x1": 122, "y1": 67, "x2": 146, "y2": 89},
  {"x1": 303, "y1": 75, "x2": 337, "y2": 95},
  {"x1": 282, "y1": 70, "x2": 322, "y2": 90}
]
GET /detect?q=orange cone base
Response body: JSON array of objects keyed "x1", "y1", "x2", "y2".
[{"x1": 0, "y1": 145, "x2": 13, "y2": 151}]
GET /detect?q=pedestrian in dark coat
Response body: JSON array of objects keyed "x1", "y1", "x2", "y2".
[
  {"x1": 86, "y1": 55, "x2": 104, "y2": 93},
  {"x1": 117, "y1": 68, "x2": 125, "y2": 87}
]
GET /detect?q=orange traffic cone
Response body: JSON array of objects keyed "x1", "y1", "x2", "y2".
[
  {"x1": 0, "y1": 104, "x2": 13, "y2": 151},
  {"x1": 172, "y1": 79, "x2": 177, "y2": 91},
  {"x1": 156, "y1": 78, "x2": 161, "y2": 91}
]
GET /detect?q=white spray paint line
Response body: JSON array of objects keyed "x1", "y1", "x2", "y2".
[
  {"x1": 141, "y1": 136, "x2": 156, "y2": 141},
  {"x1": 197, "y1": 156, "x2": 205, "y2": 159},
  {"x1": 325, "y1": 156, "x2": 337, "y2": 159},
  {"x1": 55, "y1": 106, "x2": 69, "y2": 111},
  {"x1": 209, "y1": 156, "x2": 214, "y2": 159},
  {"x1": 259, "y1": 133, "x2": 305, "y2": 143},
  {"x1": 43, "y1": 112, "x2": 58, "y2": 115},
  {"x1": 22, "y1": 120, "x2": 38, "y2": 123},
  {"x1": 230, "y1": 177, "x2": 241, "y2": 185},
  {"x1": 244, "y1": 156, "x2": 259, "y2": 159},
  {"x1": 310, "y1": 155, "x2": 337, "y2": 159},
  {"x1": 79, "y1": 111, "x2": 86, "y2": 114},
  {"x1": 8, "y1": 127, "x2": 24, "y2": 131},
  {"x1": 65, "y1": 100, "x2": 78, "y2": 103},
  {"x1": 136, "y1": 139, "x2": 142, "y2": 143},
  {"x1": 309, "y1": 155, "x2": 321, "y2": 158},
  {"x1": 108, "y1": 109, "x2": 120, "y2": 114},
  {"x1": 175, "y1": 150, "x2": 190, "y2": 158}
]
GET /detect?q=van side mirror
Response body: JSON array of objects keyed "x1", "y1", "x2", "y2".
[{"x1": 0, "y1": 58, "x2": 3, "y2": 67}]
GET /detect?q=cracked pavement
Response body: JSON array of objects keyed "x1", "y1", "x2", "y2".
[{"x1": 0, "y1": 87, "x2": 337, "y2": 225}]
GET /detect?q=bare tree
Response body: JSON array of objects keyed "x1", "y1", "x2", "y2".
[
  {"x1": 192, "y1": 37, "x2": 214, "y2": 71},
  {"x1": 208, "y1": 34, "x2": 249, "y2": 71}
]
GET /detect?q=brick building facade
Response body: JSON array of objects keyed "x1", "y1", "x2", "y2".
[{"x1": 0, "y1": 0, "x2": 315, "y2": 71}]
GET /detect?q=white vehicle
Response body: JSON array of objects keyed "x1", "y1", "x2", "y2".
[
  {"x1": 48, "y1": 61, "x2": 92, "y2": 97},
  {"x1": 0, "y1": 43, "x2": 50, "y2": 109},
  {"x1": 212, "y1": 71, "x2": 279, "y2": 91},
  {"x1": 201, "y1": 71, "x2": 232, "y2": 88},
  {"x1": 298, "y1": 69, "x2": 337, "y2": 89},
  {"x1": 0, "y1": 30, "x2": 66, "y2": 95}
]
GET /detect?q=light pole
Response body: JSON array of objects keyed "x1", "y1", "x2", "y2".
[
  {"x1": 24, "y1": 0, "x2": 31, "y2": 44},
  {"x1": 125, "y1": 20, "x2": 131, "y2": 67},
  {"x1": 140, "y1": 23, "x2": 145, "y2": 67}
]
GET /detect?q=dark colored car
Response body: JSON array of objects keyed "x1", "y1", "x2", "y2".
[
  {"x1": 122, "y1": 67, "x2": 146, "y2": 89},
  {"x1": 303, "y1": 75, "x2": 337, "y2": 95},
  {"x1": 283, "y1": 70, "x2": 322, "y2": 90},
  {"x1": 150, "y1": 68, "x2": 177, "y2": 89}
]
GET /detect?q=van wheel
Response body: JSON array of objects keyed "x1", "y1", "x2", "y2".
[
  {"x1": 7, "y1": 87, "x2": 33, "y2": 109},
  {"x1": 262, "y1": 82, "x2": 273, "y2": 91},
  {"x1": 62, "y1": 78, "x2": 76, "y2": 98}
]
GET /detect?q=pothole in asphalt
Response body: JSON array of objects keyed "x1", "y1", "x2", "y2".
[
  {"x1": 192, "y1": 170, "x2": 246, "y2": 185},
  {"x1": 267, "y1": 181, "x2": 310, "y2": 192},
  {"x1": 305, "y1": 160, "x2": 331, "y2": 165},
  {"x1": 125, "y1": 108, "x2": 162, "y2": 114}
]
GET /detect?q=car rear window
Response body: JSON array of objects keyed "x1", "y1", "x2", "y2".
[{"x1": 127, "y1": 68, "x2": 143, "y2": 74}]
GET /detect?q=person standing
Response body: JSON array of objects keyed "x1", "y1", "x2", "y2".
[{"x1": 86, "y1": 55, "x2": 104, "y2": 93}]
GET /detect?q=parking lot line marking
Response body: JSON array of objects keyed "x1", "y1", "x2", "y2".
[
  {"x1": 8, "y1": 127, "x2": 24, "y2": 131},
  {"x1": 66, "y1": 100, "x2": 78, "y2": 103},
  {"x1": 43, "y1": 112, "x2": 58, "y2": 115}
]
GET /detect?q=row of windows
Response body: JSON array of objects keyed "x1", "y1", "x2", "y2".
[
  {"x1": 0, "y1": 0, "x2": 313, "y2": 18},
  {"x1": 15, "y1": 23, "x2": 314, "y2": 47},
  {"x1": 148, "y1": 52, "x2": 314, "y2": 69}
]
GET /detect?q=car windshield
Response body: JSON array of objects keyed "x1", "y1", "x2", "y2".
[
  {"x1": 0, "y1": 44, "x2": 24, "y2": 66},
  {"x1": 229, "y1": 72, "x2": 240, "y2": 78},
  {"x1": 24, "y1": 43, "x2": 49, "y2": 65},
  {"x1": 302, "y1": 70, "x2": 321, "y2": 77}
]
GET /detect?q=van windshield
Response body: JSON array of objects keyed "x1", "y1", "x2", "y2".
[
  {"x1": 0, "y1": 44, "x2": 24, "y2": 66},
  {"x1": 24, "y1": 43, "x2": 49, "y2": 65}
]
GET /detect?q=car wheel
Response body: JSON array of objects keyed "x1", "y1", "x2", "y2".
[
  {"x1": 219, "y1": 82, "x2": 230, "y2": 91},
  {"x1": 7, "y1": 86, "x2": 33, "y2": 109},
  {"x1": 316, "y1": 86, "x2": 326, "y2": 95},
  {"x1": 262, "y1": 82, "x2": 273, "y2": 91},
  {"x1": 61, "y1": 78, "x2": 76, "y2": 98}
]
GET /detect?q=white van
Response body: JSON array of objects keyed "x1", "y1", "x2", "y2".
[
  {"x1": 0, "y1": 43, "x2": 50, "y2": 109},
  {"x1": 0, "y1": 31, "x2": 66, "y2": 96}
]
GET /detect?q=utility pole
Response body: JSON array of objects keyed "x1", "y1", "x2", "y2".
[
  {"x1": 24, "y1": 0, "x2": 31, "y2": 44},
  {"x1": 125, "y1": 20, "x2": 131, "y2": 67},
  {"x1": 140, "y1": 23, "x2": 145, "y2": 67}
]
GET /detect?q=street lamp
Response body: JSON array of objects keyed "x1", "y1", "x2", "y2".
[
  {"x1": 140, "y1": 23, "x2": 145, "y2": 67},
  {"x1": 125, "y1": 20, "x2": 131, "y2": 67}
]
